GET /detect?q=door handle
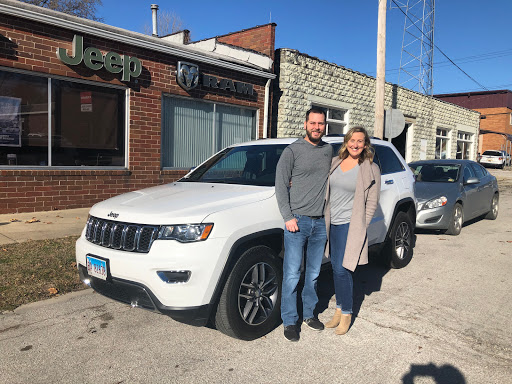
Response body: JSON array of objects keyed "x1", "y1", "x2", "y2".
[{"x1": 385, "y1": 179, "x2": 394, "y2": 185}]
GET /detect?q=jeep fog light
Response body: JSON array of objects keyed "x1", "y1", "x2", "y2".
[
  {"x1": 157, "y1": 223, "x2": 213, "y2": 242},
  {"x1": 157, "y1": 270, "x2": 191, "y2": 283}
]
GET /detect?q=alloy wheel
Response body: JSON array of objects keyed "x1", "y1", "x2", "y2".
[
  {"x1": 394, "y1": 222, "x2": 411, "y2": 260},
  {"x1": 453, "y1": 205, "x2": 463, "y2": 233},
  {"x1": 238, "y1": 262, "x2": 279, "y2": 326},
  {"x1": 492, "y1": 196, "x2": 499, "y2": 216}
]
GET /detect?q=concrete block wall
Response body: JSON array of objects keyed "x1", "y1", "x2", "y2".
[{"x1": 273, "y1": 49, "x2": 480, "y2": 161}]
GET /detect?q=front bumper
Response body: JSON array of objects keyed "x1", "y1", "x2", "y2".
[
  {"x1": 415, "y1": 204, "x2": 452, "y2": 230},
  {"x1": 78, "y1": 265, "x2": 210, "y2": 326},
  {"x1": 76, "y1": 235, "x2": 229, "y2": 321}
]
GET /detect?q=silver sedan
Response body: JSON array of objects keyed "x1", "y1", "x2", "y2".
[{"x1": 409, "y1": 159, "x2": 499, "y2": 235}]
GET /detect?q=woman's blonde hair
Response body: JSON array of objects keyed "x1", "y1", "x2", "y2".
[{"x1": 338, "y1": 126, "x2": 374, "y2": 164}]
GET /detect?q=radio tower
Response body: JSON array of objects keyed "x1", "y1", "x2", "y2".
[{"x1": 394, "y1": 0, "x2": 435, "y2": 95}]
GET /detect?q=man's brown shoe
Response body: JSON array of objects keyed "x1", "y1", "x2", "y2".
[
  {"x1": 335, "y1": 314, "x2": 352, "y2": 335},
  {"x1": 325, "y1": 309, "x2": 342, "y2": 328}
]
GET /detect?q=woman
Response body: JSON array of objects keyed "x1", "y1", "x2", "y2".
[{"x1": 324, "y1": 126, "x2": 381, "y2": 335}]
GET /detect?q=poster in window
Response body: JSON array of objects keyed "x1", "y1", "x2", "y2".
[
  {"x1": 80, "y1": 91, "x2": 92, "y2": 112},
  {"x1": 0, "y1": 96, "x2": 22, "y2": 147}
]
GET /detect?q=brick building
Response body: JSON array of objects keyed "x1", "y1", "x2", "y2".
[
  {"x1": 0, "y1": 0, "x2": 275, "y2": 214},
  {"x1": 434, "y1": 90, "x2": 512, "y2": 156},
  {"x1": 272, "y1": 49, "x2": 480, "y2": 163}
]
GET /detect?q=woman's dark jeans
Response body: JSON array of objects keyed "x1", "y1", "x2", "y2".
[{"x1": 330, "y1": 223, "x2": 353, "y2": 314}]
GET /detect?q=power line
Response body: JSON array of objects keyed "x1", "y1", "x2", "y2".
[{"x1": 369, "y1": 48, "x2": 512, "y2": 76}]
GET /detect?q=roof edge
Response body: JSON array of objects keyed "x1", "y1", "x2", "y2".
[{"x1": 0, "y1": 0, "x2": 275, "y2": 78}]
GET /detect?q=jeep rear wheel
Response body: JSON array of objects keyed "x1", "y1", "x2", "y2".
[
  {"x1": 215, "y1": 246, "x2": 282, "y2": 340},
  {"x1": 385, "y1": 211, "x2": 413, "y2": 269}
]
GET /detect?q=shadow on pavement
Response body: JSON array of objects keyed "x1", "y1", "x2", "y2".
[
  {"x1": 315, "y1": 253, "x2": 391, "y2": 320},
  {"x1": 402, "y1": 363, "x2": 466, "y2": 384}
]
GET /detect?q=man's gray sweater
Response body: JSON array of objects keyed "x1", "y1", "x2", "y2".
[{"x1": 275, "y1": 138, "x2": 333, "y2": 222}]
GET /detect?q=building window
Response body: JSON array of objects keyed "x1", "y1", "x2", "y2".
[
  {"x1": 0, "y1": 70, "x2": 126, "y2": 167},
  {"x1": 456, "y1": 132, "x2": 472, "y2": 159},
  {"x1": 162, "y1": 96, "x2": 256, "y2": 168},
  {"x1": 435, "y1": 128, "x2": 450, "y2": 159},
  {"x1": 312, "y1": 105, "x2": 348, "y2": 135}
]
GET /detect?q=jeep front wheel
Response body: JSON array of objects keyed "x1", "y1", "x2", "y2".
[
  {"x1": 215, "y1": 246, "x2": 282, "y2": 340},
  {"x1": 385, "y1": 211, "x2": 414, "y2": 269}
]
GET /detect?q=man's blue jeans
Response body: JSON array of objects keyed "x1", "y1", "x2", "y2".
[
  {"x1": 329, "y1": 223, "x2": 353, "y2": 314},
  {"x1": 281, "y1": 214, "x2": 327, "y2": 326}
]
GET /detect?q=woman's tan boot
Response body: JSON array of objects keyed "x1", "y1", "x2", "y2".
[
  {"x1": 335, "y1": 314, "x2": 352, "y2": 335},
  {"x1": 325, "y1": 308, "x2": 342, "y2": 328}
]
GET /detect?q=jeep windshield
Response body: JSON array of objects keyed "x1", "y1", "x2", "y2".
[{"x1": 179, "y1": 144, "x2": 288, "y2": 186}]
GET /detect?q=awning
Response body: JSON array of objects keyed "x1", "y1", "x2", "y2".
[{"x1": 479, "y1": 129, "x2": 512, "y2": 140}]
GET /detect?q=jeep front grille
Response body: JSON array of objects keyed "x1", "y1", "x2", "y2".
[{"x1": 85, "y1": 216, "x2": 159, "y2": 253}]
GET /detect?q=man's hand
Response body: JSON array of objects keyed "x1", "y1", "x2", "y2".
[{"x1": 285, "y1": 218, "x2": 299, "y2": 232}]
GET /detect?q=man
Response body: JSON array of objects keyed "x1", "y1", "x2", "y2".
[{"x1": 275, "y1": 107, "x2": 332, "y2": 342}]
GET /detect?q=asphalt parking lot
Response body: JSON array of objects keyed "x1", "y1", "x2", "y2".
[{"x1": 0, "y1": 169, "x2": 511, "y2": 384}]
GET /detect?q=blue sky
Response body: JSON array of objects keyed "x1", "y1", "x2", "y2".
[{"x1": 99, "y1": 0, "x2": 512, "y2": 95}]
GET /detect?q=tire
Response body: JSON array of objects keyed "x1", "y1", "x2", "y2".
[
  {"x1": 214, "y1": 246, "x2": 282, "y2": 340},
  {"x1": 445, "y1": 203, "x2": 463, "y2": 236},
  {"x1": 385, "y1": 211, "x2": 414, "y2": 269},
  {"x1": 485, "y1": 193, "x2": 499, "y2": 220}
]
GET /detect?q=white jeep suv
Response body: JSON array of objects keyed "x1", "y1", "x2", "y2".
[{"x1": 76, "y1": 136, "x2": 416, "y2": 340}]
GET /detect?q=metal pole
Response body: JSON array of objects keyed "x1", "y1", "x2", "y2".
[
  {"x1": 151, "y1": 4, "x2": 159, "y2": 37},
  {"x1": 374, "y1": 0, "x2": 386, "y2": 139}
]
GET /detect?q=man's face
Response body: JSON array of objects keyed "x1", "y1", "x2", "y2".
[{"x1": 304, "y1": 112, "x2": 326, "y2": 144}]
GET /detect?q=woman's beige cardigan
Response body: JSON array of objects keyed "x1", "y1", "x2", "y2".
[{"x1": 324, "y1": 157, "x2": 381, "y2": 272}]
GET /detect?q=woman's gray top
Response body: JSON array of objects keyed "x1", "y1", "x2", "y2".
[{"x1": 329, "y1": 163, "x2": 360, "y2": 225}]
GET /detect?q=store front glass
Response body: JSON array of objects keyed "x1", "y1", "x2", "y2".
[
  {"x1": 0, "y1": 70, "x2": 126, "y2": 167},
  {"x1": 162, "y1": 96, "x2": 256, "y2": 168}
]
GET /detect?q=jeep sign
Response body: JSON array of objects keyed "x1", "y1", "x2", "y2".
[{"x1": 57, "y1": 35, "x2": 142, "y2": 82}]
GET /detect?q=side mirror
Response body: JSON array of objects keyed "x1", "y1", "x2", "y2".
[{"x1": 464, "y1": 177, "x2": 479, "y2": 185}]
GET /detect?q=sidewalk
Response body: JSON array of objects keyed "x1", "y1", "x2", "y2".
[{"x1": 0, "y1": 207, "x2": 90, "y2": 245}]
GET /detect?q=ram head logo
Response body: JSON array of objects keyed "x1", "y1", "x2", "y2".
[{"x1": 177, "y1": 61, "x2": 199, "y2": 91}]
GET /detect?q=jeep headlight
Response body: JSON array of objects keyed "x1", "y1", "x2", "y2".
[
  {"x1": 423, "y1": 196, "x2": 447, "y2": 210},
  {"x1": 158, "y1": 224, "x2": 213, "y2": 242}
]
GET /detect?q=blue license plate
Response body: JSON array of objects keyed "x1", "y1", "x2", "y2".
[{"x1": 86, "y1": 255, "x2": 108, "y2": 280}]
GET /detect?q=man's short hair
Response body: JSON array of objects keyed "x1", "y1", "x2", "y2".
[{"x1": 306, "y1": 107, "x2": 326, "y2": 121}]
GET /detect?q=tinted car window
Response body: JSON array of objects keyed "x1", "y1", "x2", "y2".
[
  {"x1": 463, "y1": 164, "x2": 476, "y2": 182},
  {"x1": 470, "y1": 163, "x2": 486, "y2": 179},
  {"x1": 482, "y1": 151, "x2": 502, "y2": 156},
  {"x1": 181, "y1": 144, "x2": 287, "y2": 186},
  {"x1": 409, "y1": 163, "x2": 460, "y2": 182},
  {"x1": 373, "y1": 145, "x2": 404, "y2": 175}
]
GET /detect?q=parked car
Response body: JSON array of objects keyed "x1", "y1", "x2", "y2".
[
  {"x1": 76, "y1": 136, "x2": 416, "y2": 340},
  {"x1": 409, "y1": 159, "x2": 499, "y2": 236},
  {"x1": 499, "y1": 150, "x2": 511, "y2": 167},
  {"x1": 479, "y1": 150, "x2": 506, "y2": 169}
]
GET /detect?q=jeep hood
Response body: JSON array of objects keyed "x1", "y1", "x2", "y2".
[{"x1": 89, "y1": 182, "x2": 275, "y2": 224}]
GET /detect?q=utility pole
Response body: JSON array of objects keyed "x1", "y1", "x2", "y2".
[{"x1": 374, "y1": 0, "x2": 386, "y2": 139}]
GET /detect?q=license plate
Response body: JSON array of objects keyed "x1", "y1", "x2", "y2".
[{"x1": 86, "y1": 255, "x2": 108, "y2": 280}]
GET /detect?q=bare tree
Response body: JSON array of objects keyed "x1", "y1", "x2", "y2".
[
  {"x1": 20, "y1": 0, "x2": 103, "y2": 21},
  {"x1": 143, "y1": 10, "x2": 185, "y2": 37}
]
